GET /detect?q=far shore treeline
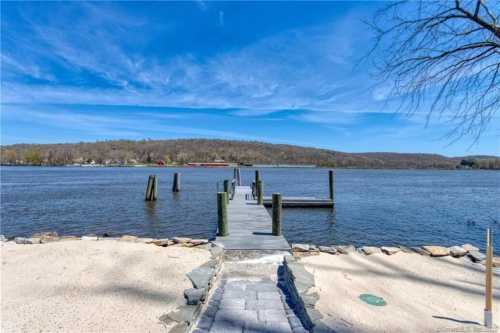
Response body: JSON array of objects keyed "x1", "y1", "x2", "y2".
[{"x1": 1, "y1": 139, "x2": 499, "y2": 170}]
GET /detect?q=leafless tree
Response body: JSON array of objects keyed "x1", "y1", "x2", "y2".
[{"x1": 367, "y1": 0, "x2": 499, "y2": 141}]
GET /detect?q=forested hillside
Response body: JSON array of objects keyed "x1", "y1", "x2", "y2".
[{"x1": 1, "y1": 139, "x2": 499, "y2": 169}]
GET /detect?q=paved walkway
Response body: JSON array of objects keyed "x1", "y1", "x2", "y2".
[
  {"x1": 215, "y1": 186, "x2": 290, "y2": 251},
  {"x1": 193, "y1": 258, "x2": 307, "y2": 333}
]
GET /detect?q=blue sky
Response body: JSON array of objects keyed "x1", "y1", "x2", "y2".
[{"x1": 1, "y1": 1, "x2": 498, "y2": 156}]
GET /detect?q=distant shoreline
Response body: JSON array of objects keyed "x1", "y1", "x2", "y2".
[{"x1": 1, "y1": 138, "x2": 499, "y2": 170}]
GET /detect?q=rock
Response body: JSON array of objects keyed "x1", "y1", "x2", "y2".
[
  {"x1": 422, "y1": 245, "x2": 449, "y2": 257},
  {"x1": 398, "y1": 246, "x2": 414, "y2": 253},
  {"x1": 318, "y1": 246, "x2": 337, "y2": 254},
  {"x1": 309, "y1": 244, "x2": 319, "y2": 252},
  {"x1": 360, "y1": 246, "x2": 382, "y2": 255},
  {"x1": 32, "y1": 231, "x2": 60, "y2": 243},
  {"x1": 449, "y1": 246, "x2": 468, "y2": 258},
  {"x1": 462, "y1": 243, "x2": 479, "y2": 252},
  {"x1": 119, "y1": 235, "x2": 138, "y2": 242},
  {"x1": 173, "y1": 237, "x2": 191, "y2": 244},
  {"x1": 186, "y1": 239, "x2": 209, "y2": 247},
  {"x1": 60, "y1": 236, "x2": 80, "y2": 241},
  {"x1": 151, "y1": 239, "x2": 173, "y2": 247},
  {"x1": 493, "y1": 257, "x2": 500, "y2": 267},
  {"x1": 184, "y1": 288, "x2": 206, "y2": 305},
  {"x1": 411, "y1": 247, "x2": 430, "y2": 255},
  {"x1": 160, "y1": 305, "x2": 197, "y2": 325},
  {"x1": 81, "y1": 235, "x2": 98, "y2": 241},
  {"x1": 381, "y1": 246, "x2": 401, "y2": 255},
  {"x1": 468, "y1": 250, "x2": 486, "y2": 263},
  {"x1": 136, "y1": 238, "x2": 154, "y2": 244},
  {"x1": 335, "y1": 245, "x2": 356, "y2": 254},
  {"x1": 15, "y1": 237, "x2": 40, "y2": 244},
  {"x1": 187, "y1": 264, "x2": 215, "y2": 289},
  {"x1": 292, "y1": 244, "x2": 310, "y2": 252}
]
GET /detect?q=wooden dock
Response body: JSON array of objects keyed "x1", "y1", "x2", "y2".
[
  {"x1": 215, "y1": 186, "x2": 290, "y2": 251},
  {"x1": 262, "y1": 196, "x2": 334, "y2": 208}
]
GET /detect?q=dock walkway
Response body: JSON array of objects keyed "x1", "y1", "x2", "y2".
[{"x1": 215, "y1": 186, "x2": 290, "y2": 251}]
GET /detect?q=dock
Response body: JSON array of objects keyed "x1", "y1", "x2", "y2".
[
  {"x1": 262, "y1": 196, "x2": 334, "y2": 208},
  {"x1": 215, "y1": 186, "x2": 290, "y2": 251}
]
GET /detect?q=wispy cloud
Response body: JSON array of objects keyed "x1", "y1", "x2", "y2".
[{"x1": 1, "y1": 2, "x2": 376, "y2": 116}]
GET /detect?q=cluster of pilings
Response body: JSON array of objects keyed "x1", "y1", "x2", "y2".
[
  {"x1": 144, "y1": 172, "x2": 181, "y2": 201},
  {"x1": 217, "y1": 168, "x2": 335, "y2": 237}
]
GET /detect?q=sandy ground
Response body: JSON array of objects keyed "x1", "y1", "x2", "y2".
[
  {"x1": 1, "y1": 240, "x2": 211, "y2": 333},
  {"x1": 301, "y1": 252, "x2": 500, "y2": 333}
]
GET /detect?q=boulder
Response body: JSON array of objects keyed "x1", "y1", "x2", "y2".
[
  {"x1": 32, "y1": 231, "x2": 60, "y2": 243},
  {"x1": 81, "y1": 235, "x2": 98, "y2": 241},
  {"x1": 493, "y1": 257, "x2": 500, "y2": 267},
  {"x1": 120, "y1": 235, "x2": 138, "y2": 242},
  {"x1": 151, "y1": 239, "x2": 173, "y2": 247},
  {"x1": 381, "y1": 246, "x2": 401, "y2": 255},
  {"x1": 173, "y1": 237, "x2": 191, "y2": 244},
  {"x1": 187, "y1": 239, "x2": 209, "y2": 247},
  {"x1": 449, "y1": 246, "x2": 468, "y2": 258},
  {"x1": 292, "y1": 244, "x2": 310, "y2": 252},
  {"x1": 422, "y1": 246, "x2": 449, "y2": 257},
  {"x1": 135, "y1": 237, "x2": 154, "y2": 244},
  {"x1": 15, "y1": 237, "x2": 40, "y2": 244},
  {"x1": 60, "y1": 236, "x2": 80, "y2": 241},
  {"x1": 411, "y1": 247, "x2": 430, "y2": 255},
  {"x1": 360, "y1": 246, "x2": 382, "y2": 255},
  {"x1": 462, "y1": 243, "x2": 479, "y2": 252},
  {"x1": 397, "y1": 246, "x2": 414, "y2": 253},
  {"x1": 468, "y1": 250, "x2": 486, "y2": 263},
  {"x1": 318, "y1": 246, "x2": 337, "y2": 255},
  {"x1": 184, "y1": 288, "x2": 206, "y2": 305},
  {"x1": 335, "y1": 245, "x2": 356, "y2": 254}
]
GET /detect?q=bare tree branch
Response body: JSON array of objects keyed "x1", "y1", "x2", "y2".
[{"x1": 367, "y1": 0, "x2": 500, "y2": 142}]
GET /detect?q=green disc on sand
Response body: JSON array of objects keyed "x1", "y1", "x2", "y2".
[{"x1": 359, "y1": 293, "x2": 387, "y2": 306}]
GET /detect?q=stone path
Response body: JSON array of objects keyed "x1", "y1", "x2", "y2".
[{"x1": 193, "y1": 256, "x2": 308, "y2": 333}]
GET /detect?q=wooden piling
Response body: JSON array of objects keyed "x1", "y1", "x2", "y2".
[
  {"x1": 217, "y1": 192, "x2": 228, "y2": 236},
  {"x1": 485, "y1": 228, "x2": 493, "y2": 327},
  {"x1": 145, "y1": 175, "x2": 158, "y2": 201},
  {"x1": 329, "y1": 170, "x2": 335, "y2": 202},
  {"x1": 255, "y1": 170, "x2": 260, "y2": 184},
  {"x1": 256, "y1": 180, "x2": 263, "y2": 205},
  {"x1": 272, "y1": 193, "x2": 282, "y2": 236},
  {"x1": 234, "y1": 167, "x2": 241, "y2": 186},
  {"x1": 172, "y1": 173, "x2": 180, "y2": 192},
  {"x1": 223, "y1": 179, "x2": 230, "y2": 203}
]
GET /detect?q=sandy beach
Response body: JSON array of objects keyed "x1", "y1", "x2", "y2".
[
  {"x1": 1, "y1": 239, "x2": 211, "y2": 333},
  {"x1": 300, "y1": 252, "x2": 500, "y2": 333}
]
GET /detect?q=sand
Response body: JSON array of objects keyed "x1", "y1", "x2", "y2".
[
  {"x1": 1, "y1": 240, "x2": 211, "y2": 333},
  {"x1": 301, "y1": 252, "x2": 500, "y2": 333}
]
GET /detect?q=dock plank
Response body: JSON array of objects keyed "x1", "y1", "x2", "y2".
[{"x1": 215, "y1": 186, "x2": 290, "y2": 251}]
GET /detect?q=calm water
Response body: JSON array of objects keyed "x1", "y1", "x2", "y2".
[{"x1": 1, "y1": 167, "x2": 499, "y2": 251}]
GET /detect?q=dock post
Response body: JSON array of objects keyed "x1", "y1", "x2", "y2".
[
  {"x1": 254, "y1": 170, "x2": 260, "y2": 199},
  {"x1": 172, "y1": 173, "x2": 180, "y2": 192},
  {"x1": 223, "y1": 179, "x2": 230, "y2": 203},
  {"x1": 485, "y1": 228, "x2": 493, "y2": 328},
  {"x1": 145, "y1": 175, "x2": 158, "y2": 201},
  {"x1": 217, "y1": 192, "x2": 228, "y2": 236},
  {"x1": 256, "y1": 180, "x2": 263, "y2": 205},
  {"x1": 272, "y1": 193, "x2": 282, "y2": 236},
  {"x1": 236, "y1": 168, "x2": 241, "y2": 186},
  {"x1": 329, "y1": 170, "x2": 335, "y2": 202}
]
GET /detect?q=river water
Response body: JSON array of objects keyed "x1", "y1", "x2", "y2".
[{"x1": 1, "y1": 167, "x2": 499, "y2": 251}]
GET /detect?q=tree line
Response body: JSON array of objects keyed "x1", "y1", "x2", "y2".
[{"x1": 1, "y1": 139, "x2": 499, "y2": 170}]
